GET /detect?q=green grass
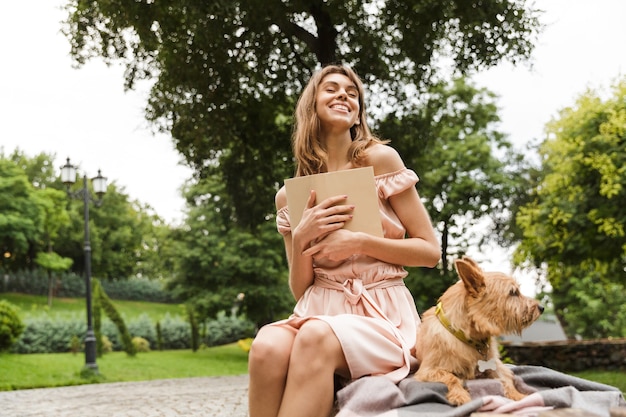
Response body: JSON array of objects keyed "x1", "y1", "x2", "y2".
[
  {"x1": 570, "y1": 370, "x2": 626, "y2": 394},
  {"x1": 1, "y1": 292, "x2": 185, "y2": 321},
  {"x1": 0, "y1": 344, "x2": 249, "y2": 391}
]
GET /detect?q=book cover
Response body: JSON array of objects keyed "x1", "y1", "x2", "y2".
[{"x1": 284, "y1": 166, "x2": 383, "y2": 237}]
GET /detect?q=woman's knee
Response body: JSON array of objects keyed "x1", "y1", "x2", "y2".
[
  {"x1": 249, "y1": 326, "x2": 293, "y2": 373},
  {"x1": 293, "y1": 320, "x2": 342, "y2": 359}
]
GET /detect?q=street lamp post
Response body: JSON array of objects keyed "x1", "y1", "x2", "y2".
[{"x1": 61, "y1": 157, "x2": 107, "y2": 372}]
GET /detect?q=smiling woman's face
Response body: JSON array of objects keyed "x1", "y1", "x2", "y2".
[{"x1": 315, "y1": 73, "x2": 361, "y2": 132}]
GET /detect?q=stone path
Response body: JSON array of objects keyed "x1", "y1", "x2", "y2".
[{"x1": 0, "y1": 375, "x2": 249, "y2": 417}]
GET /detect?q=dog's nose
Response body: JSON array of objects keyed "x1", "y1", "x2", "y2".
[{"x1": 538, "y1": 305, "x2": 545, "y2": 314}]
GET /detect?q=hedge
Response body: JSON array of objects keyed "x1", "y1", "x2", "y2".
[
  {"x1": 10, "y1": 313, "x2": 255, "y2": 354},
  {"x1": 1, "y1": 269, "x2": 178, "y2": 303}
]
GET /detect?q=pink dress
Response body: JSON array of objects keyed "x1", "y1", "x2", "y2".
[{"x1": 273, "y1": 167, "x2": 421, "y2": 383}]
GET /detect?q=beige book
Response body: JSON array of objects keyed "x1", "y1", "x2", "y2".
[{"x1": 284, "y1": 166, "x2": 383, "y2": 237}]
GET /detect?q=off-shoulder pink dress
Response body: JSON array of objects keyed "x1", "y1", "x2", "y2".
[{"x1": 273, "y1": 167, "x2": 421, "y2": 383}]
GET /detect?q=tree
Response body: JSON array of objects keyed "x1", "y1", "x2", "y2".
[
  {"x1": 33, "y1": 187, "x2": 74, "y2": 307},
  {"x1": 378, "y1": 78, "x2": 524, "y2": 273},
  {"x1": 61, "y1": 0, "x2": 542, "y2": 318},
  {"x1": 62, "y1": 0, "x2": 542, "y2": 222},
  {"x1": 55, "y1": 177, "x2": 172, "y2": 280},
  {"x1": 2, "y1": 150, "x2": 173, "y2": 282},
  {"x1": 0, "y1": 158, "x2": 43, "y2": 270},
  {"x1": 515, "y1": 79, "x2": 626, "y2": 338},
  {"x1": 167, "y1": 176, "x2": 293, "y2": 328}
]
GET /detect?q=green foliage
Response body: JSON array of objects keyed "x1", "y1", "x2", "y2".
[
  {"x1": 0, "y1": 151, "x2": 175, "y2": 282},
  {"x1": 93, "y1": 279, "x2": 136, "y2": 356},
  {"x1": 516, "y1": 78, "x2": 626, "y2": 338},
  {"x1": 155, "y1": 321, "x2": 163, "y2": 351},
  {"x1": 1, "y1": 270, "x2": 177, "y2": 303},
  {"x1": 405, "y1": 267, "x2": 459, "y2": 314},
  {"x1": 61, "y1": 0, "x2": 542, "y2": 230},
  {"x1": 378, "y1": 77, "x2": 525, "y2": 271},
  {"x1": 131, "y1": 336, "x2": 150, "y2": 352},
  {"x1": 5, "y1": 292, "x2": 241, "y2": 353},
  {"x1": 12, "y1": 315, "x2": 85, "y2": 353},
  {"x1": 154, "y1": 314, "x2": 191, "y2": 350},
  {"x1": 0, "y1": 300, "x2": 25, "y2": 351},
  {"x1": 100, "y1": 335, "x2": 113, "y2": 353},
  {"x1": 201, "y1": 314, "x2": 256, "y2": 347},
  {"x1": 168, "y1": 179, "x2": 293, "y2": 328},
  {"x1": 63, "y1": 0, "x2": 541, "y2": 176},
  {"x1": 34, "y1": 252, "x2": 73, "y2": 273},
  {"x1": 10, "y1": 313, "x2": 177, "y2": 353},
  {"x1": 126, "y1": 314, "x2": 156, "y2": 347},
  {"x1": 0, "y1": 158, "x2": 43, "y2": 267},
  {"x1": 55, "y1": 179, "x2": 170, "y2": 281},
  {"x1": 187, "y1": 304, "x2": 199, "y2": 352},
  {"x1": 69, "y1": 334, "x2": 81, "y2": 354}
]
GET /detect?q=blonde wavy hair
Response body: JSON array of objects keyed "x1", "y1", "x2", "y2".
[{"x1": 292, "y1": 64, "x2": 388, "y2": 177}]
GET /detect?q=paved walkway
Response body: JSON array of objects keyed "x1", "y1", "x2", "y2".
[{"x1": 0, "y1": 375, "x2": 249, "y2": 417}]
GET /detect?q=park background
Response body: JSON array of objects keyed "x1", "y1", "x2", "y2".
[{"x1": 1, "y1": 0, "x2": 625, "y2": 393}]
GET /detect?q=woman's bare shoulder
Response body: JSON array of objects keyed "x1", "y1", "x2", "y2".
[
  {"x1": 275, "y1": 185, "x2": 288, "y2": 210},
  {"x1": 364, "y1": 143, "x2": 405, "y2": 175}
]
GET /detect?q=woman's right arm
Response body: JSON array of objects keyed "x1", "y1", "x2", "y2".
[{"x1": 275, "y1": 187, "x2": 354, "y2": 299}]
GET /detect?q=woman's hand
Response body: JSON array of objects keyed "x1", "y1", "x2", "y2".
[
  {"x1": 292, "y1": 190, "x2": 354, "y2": 254},
  {"x1": 303, "y1": 228, "x2": 362, "y2": 262}
]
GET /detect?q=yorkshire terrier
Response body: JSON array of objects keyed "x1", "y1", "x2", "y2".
[{"x1": 414, "y1": 256, "x2": 544, "y2": 405}]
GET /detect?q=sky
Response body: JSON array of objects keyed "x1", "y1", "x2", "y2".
[{"x1": 2, "y1": 1, "x2": 625, "y2": 290}]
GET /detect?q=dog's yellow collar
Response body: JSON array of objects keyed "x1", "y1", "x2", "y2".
[{"x1": 434, "y1": 302, "x2": 490, "y2": 356}]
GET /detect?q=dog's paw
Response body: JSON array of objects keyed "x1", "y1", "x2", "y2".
[
  {"x1": 447, "y1": 387, "x2": 472, "y2": 406},
  {"x1": 505, "y1": 388, "x2": 527, "y2": 402}
]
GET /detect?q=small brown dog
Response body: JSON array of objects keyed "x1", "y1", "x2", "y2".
[{"x1": 414, "y1": 256, "x2": 544, "y2": 406}]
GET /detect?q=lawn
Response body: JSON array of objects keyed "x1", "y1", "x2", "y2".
[
  {"x1": 0, "y1": 344, "x2": 249, "y2": 391},
  {"x1": 1, "y1": 292, "x2": 185, "y2": 322}
]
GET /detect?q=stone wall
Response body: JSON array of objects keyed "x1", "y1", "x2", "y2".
[{"x1": 502, "y1": 338, "x2": 626, "y2": 372}]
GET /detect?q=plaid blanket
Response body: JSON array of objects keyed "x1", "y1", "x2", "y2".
[{"x1": 335, "y1": 366, "x2": 626, "y2": 417}]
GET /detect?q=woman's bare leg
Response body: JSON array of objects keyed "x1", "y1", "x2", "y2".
[
  {"x1": 277, "y1": 320, "x2": 348, "y2": 417},
  {"x1": 248, "y1": 325, "x2": 296, "y2": 417}
]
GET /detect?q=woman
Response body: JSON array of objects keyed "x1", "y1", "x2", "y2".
[{"x1": 248, "y1": 64, "x2": 441, "y2": 417}]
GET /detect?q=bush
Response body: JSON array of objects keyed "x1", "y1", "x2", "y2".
[
  {"x1": 11, "y1": 312, "x2": 255, "y2": 353},
  {"x1": 202, "y1": 314, "x2": 256, "y2": 347},
  {"x1": 157, "y1": 314, "x2": 191, "y2": 350},
  {"x1": 11, "y1": 316, "x2": 84, "y2": 353},
  {"x1": 1, "y1": 269, "x2": 178, "y2": 303},
  {"x1": 69, "y1": 335, "x2": 81, "y2": 354},
  {"x1": 101, "y1": 335, "x2": 113, "y2": 353},
  {"x1": 132, "y1": 336, "x2": 150, "y2": 352},
  {"x1": 0, "y1": 300, "x2": 25, "y2": 351},
  {"x1": 127, "y1": 314, "x2": 157, "y2": 347}
]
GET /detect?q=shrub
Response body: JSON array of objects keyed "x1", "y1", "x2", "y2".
[
  {"x1": 101, "y1": 335, "x2": 113, "y2": 353},
  {"x1": 12, "y1": 316, "x2": 84, "y2": 353},
  {"x1": 93, "y1": 279, "x2": 136, "y2": 356},
  {"x1": 0, "y1": 300, "x2": 25, "y2": 351},
  {"x1": 158, "y1": 314, "x2": 191, "y2": 350},
  {"x1": 131, "y1": 336, "x2": 150, "y2": 352},
  {"x1": 1, "y1": 269, "x2": 178, "y2": 303},
  {"x1": 202, "y1": 314, "x2": 255, "y2": 347},
  {"x1": 155, "y1": 321, "x2": 163, "y2": 351},
  {"x1": 11, "y1": 311, "x2": 255, "y2": 353},
  {"x1": 69, "y1": 335, "x2": 81, "y2": 354},
  {"x1": 127, "y1": 314, "x2": 157, "y2": 347}
]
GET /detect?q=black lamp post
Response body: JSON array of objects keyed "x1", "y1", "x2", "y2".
[{"x1": 60, "y1": 157, "x2": 107, "y2": 372}]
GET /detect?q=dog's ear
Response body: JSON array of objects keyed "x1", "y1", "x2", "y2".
[
  {"x1": 454, "y1": 258, "x2": 486, "y2": 297},
  {"x1": 460, "y1": 256, "x2": 481, "y2": 270}
]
